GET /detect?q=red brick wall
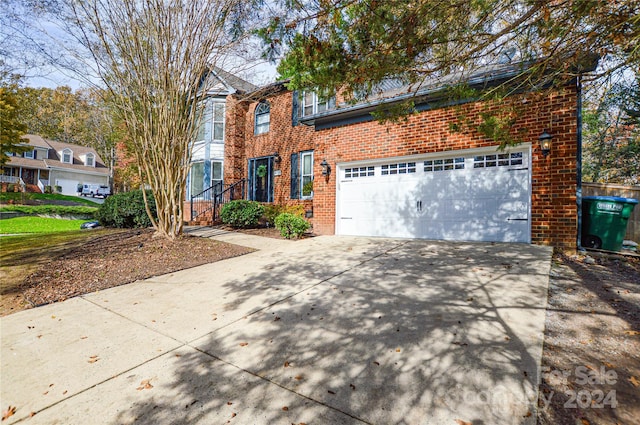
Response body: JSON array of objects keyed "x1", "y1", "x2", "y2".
[
  {"x1": 239, "y1": 91, "x2": 316, "y2": 214},
  {"x1": 227, "y1": 86, "x2": 580, "y2": 249},
  {"x1": 311, "y1": 87, "x2": 579, "y2": 249}
]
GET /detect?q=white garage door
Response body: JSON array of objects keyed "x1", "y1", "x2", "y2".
[
  {"x1": 54, "y1": 179, "x2": 80, "y2": 196},
  {"x1": 336, "y1": 148, "x2": 531, "y2": 243}
]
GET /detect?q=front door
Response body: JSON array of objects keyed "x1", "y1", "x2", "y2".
[{"x1": 248, "y1": 156, "x2": 274, "y2": 202}]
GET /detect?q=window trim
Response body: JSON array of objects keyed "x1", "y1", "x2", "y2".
[
  {"x1": 254, "y1": 101, "x2": 270, "y2": 135},
  {"x1": 61, "y1": 148, "x2": 73, "y2": 164},
  {"x1": 23, "y1": 150, "x2": 34, "y2": 159},
  {"x1": 85, "y1": 153, "x2": 95, "y2": 167},
  {"x1": 300, "y1": 150, "x2": 314, "y2": 199},
  {"x1": 300, "y1": 91, "x2": 335, "y2": 117}
]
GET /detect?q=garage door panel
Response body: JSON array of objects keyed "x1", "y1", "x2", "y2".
[{"x1": 337, "y1": 149, "x2": 530, "y2": 243}]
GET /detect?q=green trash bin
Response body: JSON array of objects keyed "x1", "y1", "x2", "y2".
[{"x1": 581, "y1": 196, "x2": 638, "y2": 251}]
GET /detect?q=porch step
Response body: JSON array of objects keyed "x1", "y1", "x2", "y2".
[{"x1": 25, "y1": 184, "x2": 42, "y2": 193}]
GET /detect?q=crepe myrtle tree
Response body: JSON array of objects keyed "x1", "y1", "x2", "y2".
[{"x1": 24, "y1": 0, "x2": 262, "y2": 239}]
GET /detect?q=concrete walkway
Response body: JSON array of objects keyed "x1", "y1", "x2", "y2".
[{"x1": 1, "y1": 231, "x2": 552, "y2": 424}]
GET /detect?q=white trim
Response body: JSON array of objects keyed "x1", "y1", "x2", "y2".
[
  {"x1": 336, "y1": 143, "x2": 532, "y2": 168},
  {"x1": 46, "y1": 165, "x2": 109, "y2": 177}
]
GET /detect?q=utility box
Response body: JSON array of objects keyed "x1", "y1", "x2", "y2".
[{"x1": 581, "y1": 196, "x2": 638, "y2": 251}]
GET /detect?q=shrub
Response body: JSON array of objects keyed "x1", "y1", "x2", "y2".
[
  {"x1": 262, "y1": 204, "x2": 305, "y2": 227},
  {"x1": 96, "y1": 190, "x2": 157, "y2": 228},
  {"x1": 274, "y1": 213, "x2": 310, "y2": 239},
  {"x1": 220, "y1": 200, "x2": 264, "y2": 228}
]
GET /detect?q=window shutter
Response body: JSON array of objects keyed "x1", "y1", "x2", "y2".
[
  {"x1": 290, "y1": 153, "x2": 299, "y2": 199},
  {"x1": 292, "y1": 90, "x2": 300, "y2": 126}
]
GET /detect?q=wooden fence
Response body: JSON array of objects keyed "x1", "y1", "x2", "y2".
[{"x1": 582, "y1": 182, "x2": 640, "y2": 242}]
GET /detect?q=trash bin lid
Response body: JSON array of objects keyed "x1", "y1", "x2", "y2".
[{"x1": 583, "y1": 196, "x2": 638, "y2": 204}]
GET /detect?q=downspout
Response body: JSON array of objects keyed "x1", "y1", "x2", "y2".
[{"x1": 576, "y1": 75, "x2": 584, "y2": 251}]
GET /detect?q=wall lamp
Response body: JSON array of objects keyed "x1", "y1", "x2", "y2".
[
  {"x1": 320, "y1": 159, "x2": 331, "y2": 176},
  {"x1": 273, "y1": 152, "x2": 281, "y2": 164},
  {"x1": 538, "y1": 130, "x2": 552, "y2": 157}
]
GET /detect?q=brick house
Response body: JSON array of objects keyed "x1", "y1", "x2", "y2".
[{"x1": 190, "y1": 62, "x2": 594, "y2": 249}]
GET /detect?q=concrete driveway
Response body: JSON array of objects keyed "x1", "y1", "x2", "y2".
[{"x1": 1, "y1": 232, "x2": 552, "y2": 424}]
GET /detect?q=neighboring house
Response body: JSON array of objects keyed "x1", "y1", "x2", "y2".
[
  {"x1": 187, "y1": 68, "x2": 256, "y2": 200},
  {"x1": 189, "y1": 60, "x2": 597, "y2": 250},
  {"x1": 1, "y1": 135, "x2": 109, "y2": 195}
]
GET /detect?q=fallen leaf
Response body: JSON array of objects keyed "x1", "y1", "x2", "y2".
[
  {"x1": 396, "y1": 348, "x2": 401, "y2": 352},
  {"x1": 29, "y1": 412, "x2": 36, "y2": 417},
  {"x1": 231, "y1": 412, "x2": 236, "y2": 417},
  {"x1": 136, "y1": 379, "x2": 153, "y2": 390},
  {"x1": 523, "y1": 410, "x2": 532, "y2": 417},
  {"x1": 327, "y1": 390, "x2": 336, "y2": 395},
  {"x1": 504, "y1": 336, "x2": 510, "y2": 341},
  {"x1": 88, "y1": 356, "x2": 99, "y2": 364},
  {"x1": 283, "y1": 361, "x2": 290, "y2": 367},
  {"x1": 350, "y1": 384, "x2": 356, "y2": 390},
  {"x1": 80, "y1": 336, "x2": 88, "y2": 340},
  {"x1": 239, "y1": 342, "x2": 248, "y2": 347},
  {"x1": 274, "y1": 316, "x2": 281, "y2": 321},
  {"x1": 603, "y1": 362, "x2": 615, "y2": 368},
  {"x1": 624, "y1": 330, "x2": 640, "y2": 336},
  {"x1": 294, "y1": 375, "x2": 303, "y2": 380},
  {"x1": 227, "y1": 402, "x2": 233, "y2": 405},
  {"x1": 455, "y1": 420, "x2": 472, "y2": 425},
  {"x1": 282, "y1": 406, "x2": 288, "y2": 411},
  {"x1": 580, "y1": 419, "x2": 590, "y2": 425},
  {"x1": 373, "y1": 361, "x2": 380, "y2": 366},
  {"x1": 629, "y1": 376, "x2": 640, "y2": 387},
  {"x1": 2, "y1": 406, "x2": 16, "y2": 421}
]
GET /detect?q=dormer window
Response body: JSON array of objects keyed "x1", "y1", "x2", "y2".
[
  {"x1": 85, "y1": 153, "x2": 95, "y2": 167},
  {"x1": 62, "y1": 148, "x2": 73, "y2": 164},
  {"x1": 254, "y1": 101, "x2": 270, "y2": 135},
  {"x1": 23, "y1": 150, "x2": 34, "y2": 159}
]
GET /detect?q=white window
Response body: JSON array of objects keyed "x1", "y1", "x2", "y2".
[
  {"x1": 254, "y1": 101, "x2": 270, "y2": 135},
  {"x1": 190, "y1": 160, "x2": 224, "y2": 197},
  {"x1": 85, "y1": 153, "x2": 95, "y2": 167},
  {"x1": 301, "y1": 91, "x2": 335, "y2": 117},
  {"x1": 424, "y1": 157, "x2": 465, "y2": 172},
  {"x1": 62, "y1": 148, "x2": 73, "y2": 164},
  {"x1": 195, "y1": 101, "x2": 225, "y2": 143},
  {"x1": 381, "y1": 162, "x2": 416, "y2": 175},
  {"x1": 23, "y1": 150, "x2": 34, "y2": 159},
  {"x1": 345, "y1": 166, "x2": 375, "y2": 178},
  {"x1": 213, "y1": 102, "x2": 225, "y2": 142},
  {"x1": 300, "y1": 151, "x2": 314, "y2": 198}
]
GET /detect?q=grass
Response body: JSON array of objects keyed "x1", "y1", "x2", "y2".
[
  {"x1": 0, "y1": 216, "x2": 93, "y2": 234},
  {"x1": 0, "y1": 192, "x2": 98, "y2": 206}
]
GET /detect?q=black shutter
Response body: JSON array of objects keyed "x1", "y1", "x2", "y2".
[
  {"x1": 292, "y1": 90, "x2": 299, "y2": 126},
  {"x1": 290, "y1": 153, "x2": 299, "y2": 199}
]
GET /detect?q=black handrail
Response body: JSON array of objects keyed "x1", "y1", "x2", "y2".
[{"x1": 190, "y1": 179, "x2": 246, "y2": 222}]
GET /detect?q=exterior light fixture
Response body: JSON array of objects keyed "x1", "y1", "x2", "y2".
[
  {"x1": 538, "y1": 130, "x2": 552, "y2": 157},
  {"x1": 273, "y1": 152, "x2": 281, "y2": 164},
  {"x1": 320, "y1": 159, "x2": 331, "y2": 176}
]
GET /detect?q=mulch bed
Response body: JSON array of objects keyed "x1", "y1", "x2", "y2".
[
  {"x1": 538, "y1": 252, "x2": 640, "y2": 424},
  {"x1": 20, "y1": 228, "x2": 253, "y2": 307}
]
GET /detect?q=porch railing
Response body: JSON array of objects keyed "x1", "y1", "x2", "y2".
[
  {"x1": 0, "y1": 175, "x2": 22, "y2": 184},
  {"x1": 190, "y1": 179, "x2": 246, "y2": 223},
  {"x1": 38, "y1": 179, "x2": 49, "y2": 193}
]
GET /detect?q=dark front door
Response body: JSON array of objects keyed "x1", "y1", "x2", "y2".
[
  {"x1": 249, "y1": 157, "x2": 274, "y2": 202},
  {"x1": 22, "y1": 169, "x2": 36, "y2": 185}
]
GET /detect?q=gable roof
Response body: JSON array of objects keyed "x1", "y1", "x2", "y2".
[
  {"x1": 203, "y1": 67, "x2": 258, "y2": 96},
  {"x1": 8, "y1": 135, "x2": 109, "y2": 175}
]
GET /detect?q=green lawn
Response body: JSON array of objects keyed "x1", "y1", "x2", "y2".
[
  {"x1": 0, "y1": 216, "x2": 92, "y2": 234},
  {"x1": 0, "y1": 192, "x2": 98, "y2": 206}
]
